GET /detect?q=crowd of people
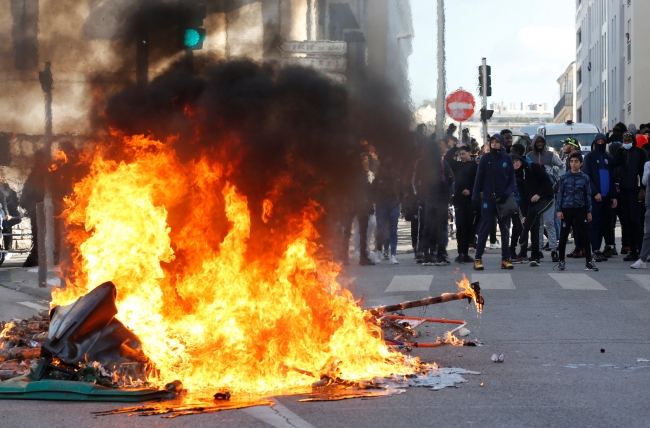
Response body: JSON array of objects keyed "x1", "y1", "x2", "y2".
[{"x1": 344, "y1": 122, "x2": 650, "y2": 272}]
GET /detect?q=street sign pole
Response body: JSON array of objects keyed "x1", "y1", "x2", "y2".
[
  {"x1": 481, "y1": 57, "x2": 488, "y2": 143},
  {"x1": 436, "y1": 0, "x2": 446, "y2": 142}
]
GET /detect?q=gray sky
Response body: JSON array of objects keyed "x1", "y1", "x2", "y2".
[{"x1": 408, "y1": 0, "x2": 576, "y2": 109}]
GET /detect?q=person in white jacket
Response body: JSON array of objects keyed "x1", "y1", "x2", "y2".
[{"x1": 630, "y1": 161, "x2": 650, "y2": 268}]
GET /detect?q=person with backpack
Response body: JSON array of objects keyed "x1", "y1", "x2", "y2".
[{"x1": 471, "y1": 134, "x2": 515, "y2": 270}]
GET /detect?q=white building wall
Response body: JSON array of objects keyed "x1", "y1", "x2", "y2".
[{"x1": 577, "y1": 0, "x2": 650, "y2": 131}]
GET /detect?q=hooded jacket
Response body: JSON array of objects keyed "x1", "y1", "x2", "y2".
[
  {"x1": 528, "y1": 134, "x2": 566, "y2": 176},
  {"x1": 557, "y1": 170, "x2": 592, "y2": 212},
  {"x1": 472, "y1": 135, "x2": 516, "y2": 202},
  {"x1": 514, "y1": 162, "x2": 554, "y2": 217},
  {"x1": 612, "y1": 138, "x2": 648, "y2": 190},
  {"x1": 581, "y1": 133, "x2": 616, "y2": 198},
  {"x1": 444, "y1": 146, "x2": 478, "y2": 206}
]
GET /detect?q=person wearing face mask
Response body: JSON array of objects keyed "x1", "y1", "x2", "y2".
[
  {"x1": 528, "y1": 134, "x2": 565, "y2": 262},
  {"x1": 612, "y1": 131, "x2": 648, "y2": 261},
  {"x1": 581, "y1": 134, "x2": 618, "y2": 261},
  {"x1": 471, "y1": 134, "x2": 516, "y2": 270}
]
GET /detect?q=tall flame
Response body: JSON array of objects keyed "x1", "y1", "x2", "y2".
[{"x1": 53, "y1": 134, "x2": 412, "y2": 394}]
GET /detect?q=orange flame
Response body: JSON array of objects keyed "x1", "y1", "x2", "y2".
[
  {"x1": 53, "y1": 134, "x2": 414, "y2": 394},
  {"x1": 48, "y1": 148, "x2": 69, "y2": 172},
  {"x1": 456, "y1": 274, "x2": 482, "y2": 313}
]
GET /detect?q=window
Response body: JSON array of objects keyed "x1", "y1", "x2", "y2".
[
  {"x1": 602, "y1": 80, "x2": 607, "y2": 118},
  {"x1": 577, "y1": 107, "x2": 582, "y2": 123},
  {"x1": 627, "y1": 38, "x2": 632, "y2": 63},
  {"x1": 577, "y1": 67, "x2": 582, "y2": 86},
  {"x1": 577, "y1": 28, "x2": 582, "y2": 48}
]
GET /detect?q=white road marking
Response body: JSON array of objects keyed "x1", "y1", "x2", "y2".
[
  {"x1": 471, "y1": 273, "x2": 515, "y2": 289},
  {"x1": 385, "y1": 275, "x2": 433, "y2": 292},
  {"x1": 547, "y1": 273, "x2": 607, "y2": 290},
  {"x1": 242, "y1": 401, "x2": 316, "y2": 428},
  {"x1": 626, "y1": 274, "x2": 650, "y2": 292},
  {"x1": 17, "y1": 301, "x2": 49, "y2": 311}
]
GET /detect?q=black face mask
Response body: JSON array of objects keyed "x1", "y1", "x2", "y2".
[{"x1": 595, "y1": 142, "x2": 607, "y2": 152}]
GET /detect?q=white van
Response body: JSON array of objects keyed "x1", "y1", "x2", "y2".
[{"x1": 520, "y1": 121, "x2": 600, "y2": 153}]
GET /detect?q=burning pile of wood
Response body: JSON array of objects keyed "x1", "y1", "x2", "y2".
[{"x1": 0, "y1": 311, "x2": 49, "y2": 380}]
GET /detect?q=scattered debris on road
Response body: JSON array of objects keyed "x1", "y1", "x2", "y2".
[{"x1": 491, "y1": 353, "x2": 505, "y2": 363}]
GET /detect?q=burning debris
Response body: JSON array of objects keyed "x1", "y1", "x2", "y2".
[
  {"x1": 0, "y1": 274, "x2": 482, "y2": 413},
  {"x1": 0, "y1": 314, "x2": 47, "y2": 380}
]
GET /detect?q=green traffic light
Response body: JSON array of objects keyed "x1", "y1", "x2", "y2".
[{"x1": 184, "y1": 29, "x2": 201, "y2": 48}]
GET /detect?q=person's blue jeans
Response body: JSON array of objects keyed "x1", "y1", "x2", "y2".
[{"x1": 376, "y1": 201, "x2": 400, "y2": 255}]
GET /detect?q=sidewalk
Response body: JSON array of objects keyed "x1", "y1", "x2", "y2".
[{"x1": 0, "y1": 254, "x2": 57, "y2": 301}]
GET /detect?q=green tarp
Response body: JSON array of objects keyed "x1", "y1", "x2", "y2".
[{"x1": 0, "y1": 375, "x2": 173, "y2": 402}]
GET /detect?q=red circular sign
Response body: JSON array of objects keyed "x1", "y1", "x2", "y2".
[{"x1": 445, "y1": 90, "x2": 476, "y2": 122}]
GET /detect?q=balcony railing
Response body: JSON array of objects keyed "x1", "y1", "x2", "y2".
[{"x1": 554, "y1": 93, "x2": 574, "y2": 118}]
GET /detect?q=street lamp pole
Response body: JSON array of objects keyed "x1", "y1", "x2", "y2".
[{"x1": 435, "y1": 0, "x2": 446, "y2": 142}]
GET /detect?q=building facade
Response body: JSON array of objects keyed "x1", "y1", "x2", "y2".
[
  {"x1": 0, "y1": 0, "x2": 413, "y2": 136},
  {"x1": 575, "y1": 0, "x2": 650, "y2": 131},
  {"x1": 0, "y1": 0, "x2": 413, "y2": 194},
  {"x1": 554, "y1": 61, "x2": 576, "y2": 123}
]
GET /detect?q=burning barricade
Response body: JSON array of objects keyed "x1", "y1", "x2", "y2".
[{"x1": 0, "y1": 273, "x2": 483, "y2": 411}]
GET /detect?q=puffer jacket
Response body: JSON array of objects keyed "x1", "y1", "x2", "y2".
[
  {"x1": 472, "y1": 135, "x2": 515, "y2": 202},
  {"x1": 557, "y1": 171, "x2": 592, "y2": 212}
]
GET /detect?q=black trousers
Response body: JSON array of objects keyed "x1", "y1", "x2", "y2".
[
  {"x1": 420, "y1": 194, "x2": 449, "y2": 255},
  {"x1": 454, "y1": 201, "x2": 474, "y2": 256},
  {"x1": 519, "y1": 197, "x2": 554, "y2": 260},
  {"x1": 509, "y1": 212, "x2": 523, "y2": 255},
  {"x1": 410, "y1": 202, "x2": 425, "y2": 252},
  {"x1": 618, "y1": 189, "x2": 643, "y2": 254},
  {"x1": 341, "y1": 207, "x2": 369, "y2": 262},
  {"x1": 2, "y1": 216, "x2": 21, "y2": 250},
  {"x1": 558, "y1": 207, "x2": 592, "y2": 263}
]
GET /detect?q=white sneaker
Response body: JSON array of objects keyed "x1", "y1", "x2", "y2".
[
  {"x1": 374, "y1": 253, "x2": 382, "y2": 264},
  {"x1": 4, "y1": 253, "x2": 11, "y2": 260},
  {"x1": 490, "y1": 241, "x2": 501, "y2": 249},
  {"x1": 630, "y1": 259, "x2": 647, "y2": 269},
  {"x1": 390, "y1": 255, "x2": 399, "y2": 264}
]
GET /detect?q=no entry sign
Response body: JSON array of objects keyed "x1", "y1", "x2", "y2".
[{"x1": 445, "y1": 90, "x2": 476, "y2": 122}]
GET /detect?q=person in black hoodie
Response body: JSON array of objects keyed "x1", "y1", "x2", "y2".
[
  {"x1": 471, "y1": 134, "x2": 516, "y2": 270},
  {"x1": 417, "y1": 138, "x2": 454, "y2": 265},
  {"x1": 445, "y1": 144, "x2": 478, "y2": 263},
  {"x1": 512, "y1": 154, "x2": 554, "y2": 266},
  {"x1": 582, "y1": 133, "x2": 618, "y2": 261},
  {"x1": 612, "y1": 131, "x2": 648, "y2": 260}
]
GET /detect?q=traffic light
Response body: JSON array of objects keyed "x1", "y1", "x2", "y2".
[
  {"x1": 478, "y1": 65, "x2": 492, "y2": 97},
  {"x1": 480, "y1": 107, "x2": 494, "y2": 122},
  {"x1": 179, "y1": 2, "x2": 206, "y2": 50}
]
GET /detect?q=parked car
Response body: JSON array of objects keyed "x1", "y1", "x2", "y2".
[{"x1": 521, "y1": 121, "x2": 600, "y2": 153}]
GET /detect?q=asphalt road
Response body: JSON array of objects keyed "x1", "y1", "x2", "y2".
[{"x1": 1, "y1": 222, "x2": 649, "y2": 427}]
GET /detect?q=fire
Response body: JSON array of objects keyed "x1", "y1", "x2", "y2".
[
  {"x1": 48, "y1": 148, "x2": 69, "y2": 172},
  {"x1": 52, "y1": 134, "x2": 412, "y2": 394},
  {"x1": 457, "y1": 274, "x2": 483, "y2": 313}
]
